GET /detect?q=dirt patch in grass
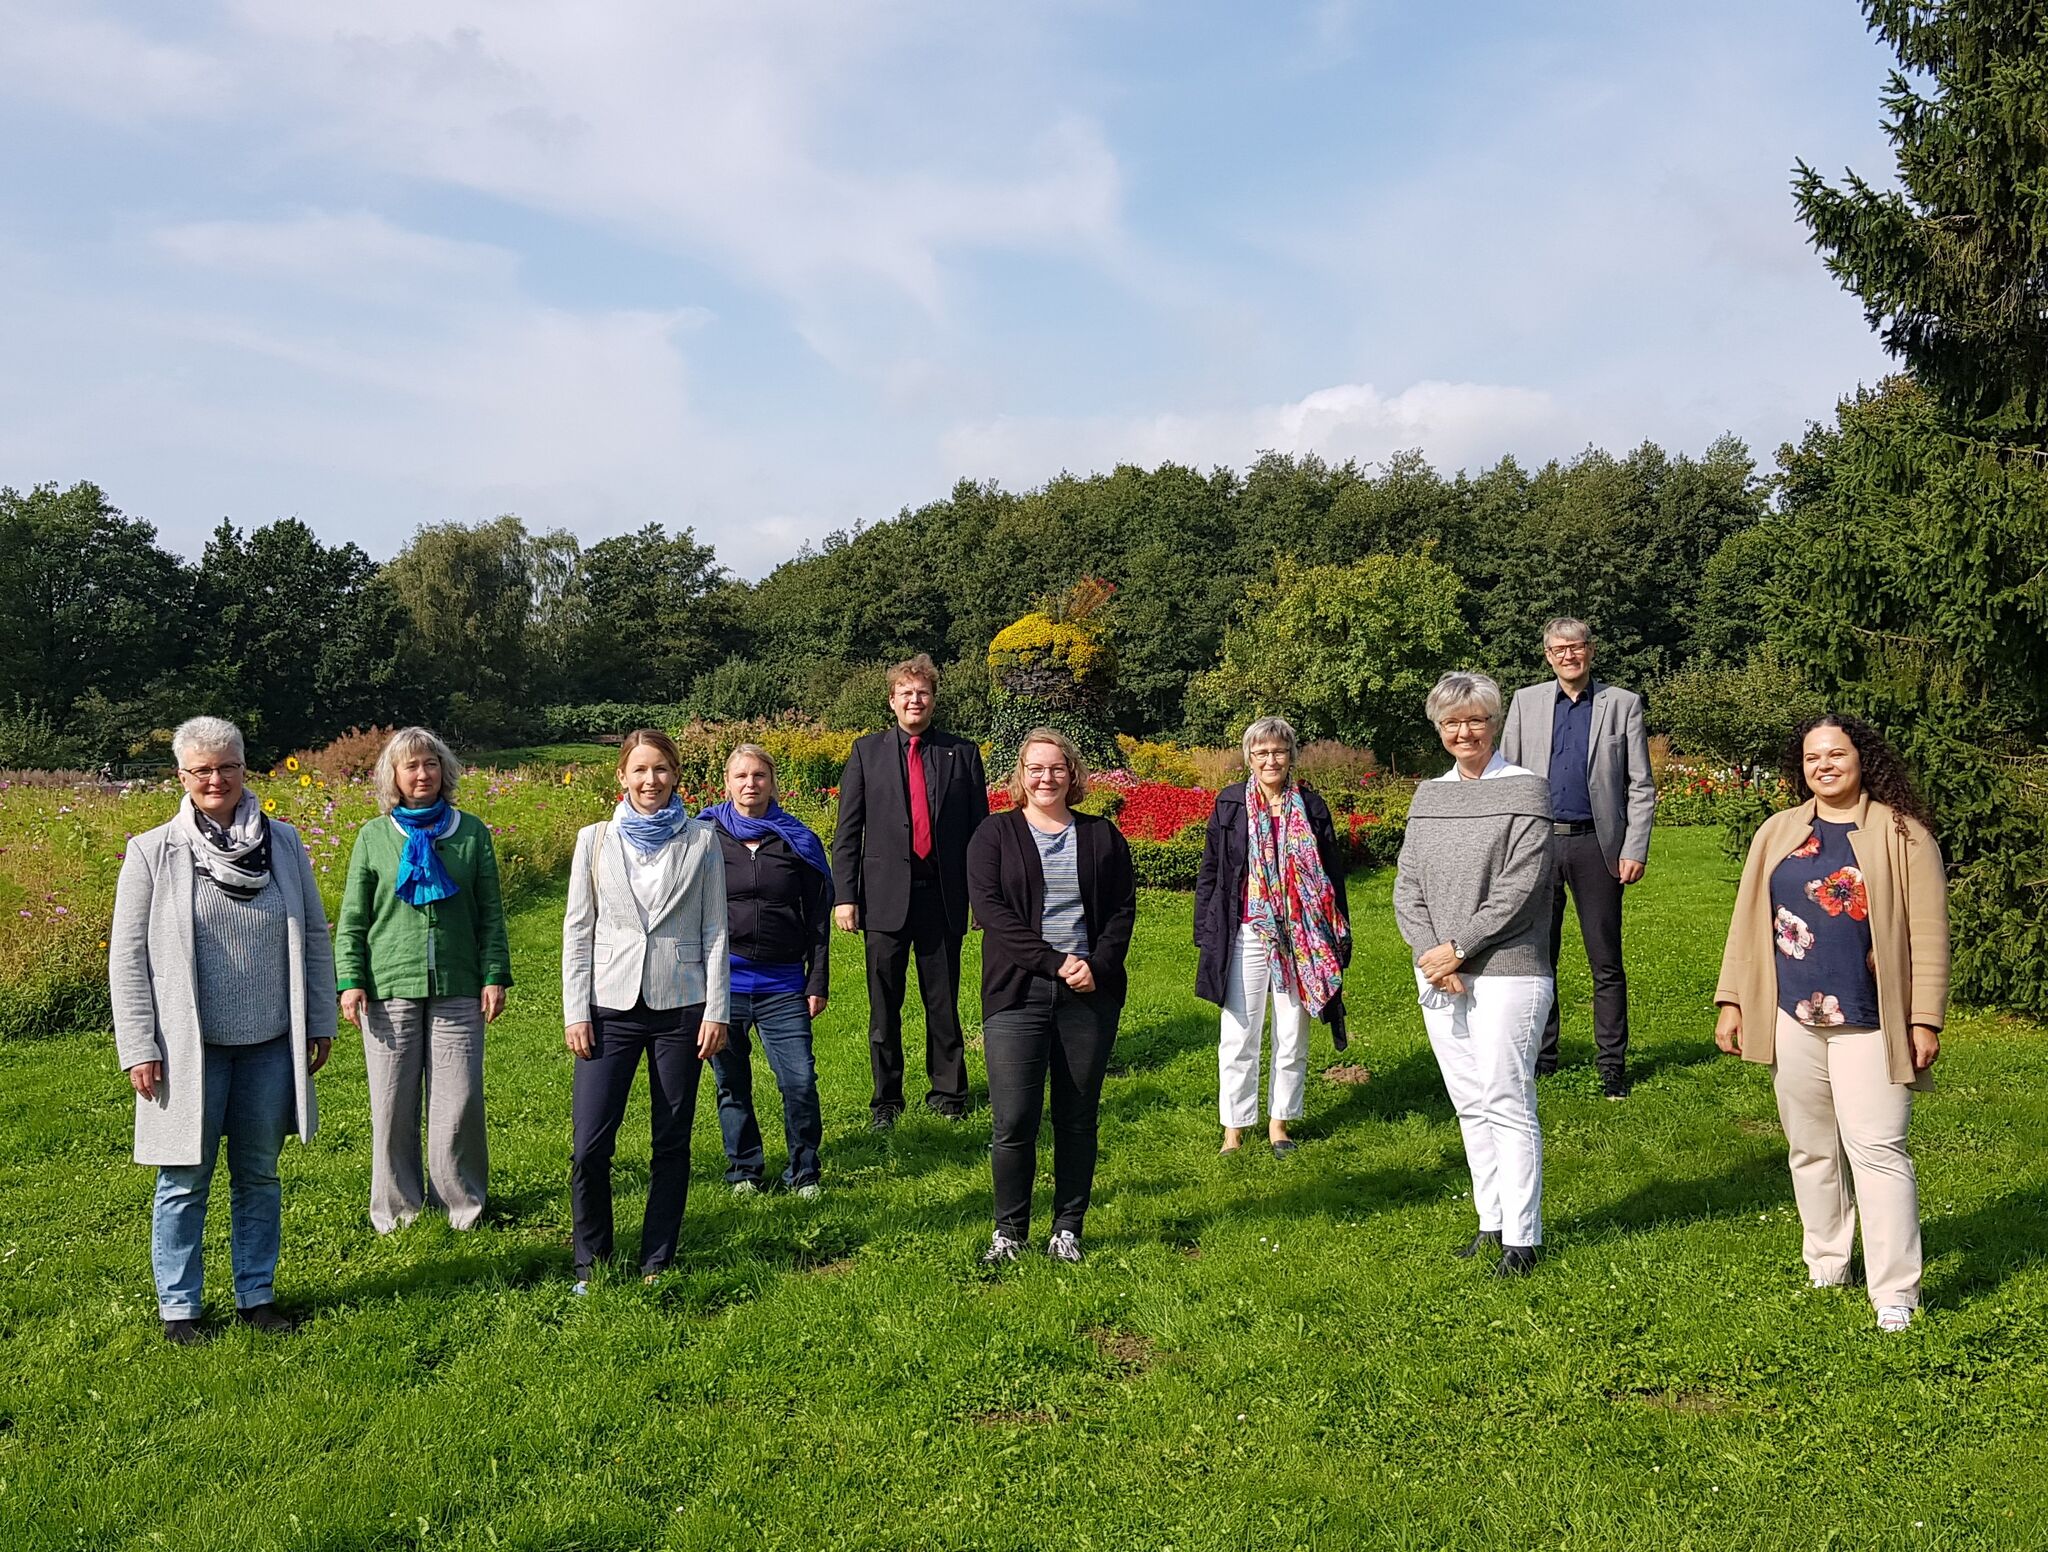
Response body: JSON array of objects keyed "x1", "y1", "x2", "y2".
[
  {"x1": 1323, "y1": 1064, "x2": 1373, "y2": 1085},
  {"x1": 971, "y1": 1408, "x2": 1056, "y2": 1427},
  {"x1": 1736, "y1": 1118, "x2": 1782, "y2": 1137},
  {"x1": 801, "y1": 1256, "x2": 856, "y2": 1277},
  {"x1": 1178, "y1": 1241, "x2": 1203, "y2": 1260},
  {"x1": 1087, "y1": 1325, "x2": 1156, "y2": 1374}
]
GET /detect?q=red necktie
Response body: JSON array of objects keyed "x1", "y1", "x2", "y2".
[{"x1": 907, "y1": 734, "x2": 934, "y2": 860}]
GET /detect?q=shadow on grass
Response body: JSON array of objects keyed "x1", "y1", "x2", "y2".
[
  {"x1": 1561, "y1": 1150, "x2": 1791, "y2": 1239},
  {"x1": 1923, "y1": 1180, "x2": 2048, "y2": 1306}
]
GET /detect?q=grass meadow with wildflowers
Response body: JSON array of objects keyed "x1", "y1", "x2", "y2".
[{"x1": 0, "y1": 756, "x2": 2044, "y2": 1548}]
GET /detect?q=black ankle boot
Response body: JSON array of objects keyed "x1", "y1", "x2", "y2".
[
  {"x1": 1455, "y1": 1230, "x2": 1502, "y2": 1260},
  {"x1": 1492, "y1": 1245, "x2": 1537, "y2": 1278}
]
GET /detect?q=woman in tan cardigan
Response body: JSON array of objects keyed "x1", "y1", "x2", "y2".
[{"x1": 1714, "y1": 714, "x2": 1948, "y2": 1332}]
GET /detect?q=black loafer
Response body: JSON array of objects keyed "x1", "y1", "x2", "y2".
[
  {"x1": 162, "y1": 1318, "x2": 206, "y2": 1347},
  {"x1": 1492, "y1": 1246, "x2": 1538, "y2": 1278},
  {"x1": 235, "y1": 1303, "x2": 298, "y2": 1334},
  {"x1": 1601, "y1": 1073, "x2": 1631, "y2": 1100},
  {"x1": 869, "y1": 1107, "x2": 903, "y2": 1132},
  {"x1": 1455, "y1": 1230, "x2": 1503, "y2": 1260}
]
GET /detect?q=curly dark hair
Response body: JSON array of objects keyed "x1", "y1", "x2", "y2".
[{"x1": 1780, "y1": 714, "x2": 1937, "y2": 839}]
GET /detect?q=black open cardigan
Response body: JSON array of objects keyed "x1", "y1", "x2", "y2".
[
  {"x1": 1192, "y1": 781, "x2": 1350, "y2": 1008},
  {"x1": 965, "y1": 809, "x2": 1137, "y2": 1016}
]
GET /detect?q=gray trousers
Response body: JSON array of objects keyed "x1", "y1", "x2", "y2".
[{"x1": 362, "y1": 996, "x2": 488, "y2": 1233}]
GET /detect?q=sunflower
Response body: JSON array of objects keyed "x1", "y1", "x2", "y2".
[
  {"x1": 299, "y1": 774, "x2": 312, "y2": 787},
  {"x1": 262, "y1": 798, "x2": 278, "y2": 814},
  {"x1": 285, "y1": 756, "x2": 301, "y2": 772}
]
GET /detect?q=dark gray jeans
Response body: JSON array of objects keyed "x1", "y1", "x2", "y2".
[
  {"x1": 1540, "y1": 829, "x2": 1629, "y2": 1078},
  {"x1": 982, "y1": 980, "x2": 1120, "y2": 1241}
]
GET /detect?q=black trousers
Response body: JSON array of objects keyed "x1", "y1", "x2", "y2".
[
  {"x1": 1540, "y1": 830, "x2": 1630, "y2": 1077},
  {"x1": 569, "y1": 999, "x2": 706, "y2": 1276},
  {"x1": 864, "y1": 880, "x2": 968, "y2": 1116},
  {"x1": 982, "y1": 980, "x2": 1120, "y2": 1240}
]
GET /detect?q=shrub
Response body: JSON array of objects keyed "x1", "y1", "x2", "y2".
[
  {"x1": 691, "y1": 660, "x2": 788, "y2": 722},
  {"x1": 0, "y1": 704, "x2": 90, "y2": 772},
  {"x1": 1652, "y1": 649, "x2": 1827, "y2": 774},
  {"x1": 542, "y1": 703, "x2": 694, "y2": 741},
  {"x1": 1116, "y1": 735, "x2": 1203, "y2": 787},
  {"x1": 1116, "y1": 782, "x2": 1216, "y2": 842},
  {"x1": 1128, "y1": 833, "x2": 1205, "y2": 890},
  {"x1": 664, "y1": 720, "x2": 860, "y2": 802},
  {"x1": 1293, "y1": 741, "x2": 1377, "y2": 810},
  {"x1": 288, "y1": 726, "x2": 393, "y2": 782},
  {"x1": 1186, "y1": 745, "x2": 1244, "y2": 791}
]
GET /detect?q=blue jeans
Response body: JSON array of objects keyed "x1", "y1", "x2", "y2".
[
  {"x1": 151, "y1": 1036, "x2": 294, "y2": 1320},
  {"x1": 711, "y1": 991, "x2": 822, "y2": 1187}
]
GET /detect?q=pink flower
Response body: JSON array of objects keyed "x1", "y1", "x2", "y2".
[
  {"x1": 1773, "y1": 907, "x2": 1814, "y2": 960},
  {"x1": 1795, "y1": 992, "x2": 1845, "y2": 1027}
]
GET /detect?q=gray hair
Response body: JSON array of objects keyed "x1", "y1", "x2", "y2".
[
  {"x1": 171, "y1": 715, "x2": 245, "y2": 768},
  {"x1": 1541, "y1": 616, "x2": 1592, "y2": 646},
  {"x1": 1240, "y1": 716, "x2": 1299, "y2": 764},
  {"x1": 373, "y1": 726, "x2": 462, "y2": 814},
  {"x1": 725, "y1": 742, "x2": 778, "y2": 788},
  {"x1": 1425, "y1": 671, "x2": 1504, "y2": 728}
]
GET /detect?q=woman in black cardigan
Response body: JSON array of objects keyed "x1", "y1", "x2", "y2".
[{"x1": 966, "y1": 727, "x2": 1137, "y2": 1266}]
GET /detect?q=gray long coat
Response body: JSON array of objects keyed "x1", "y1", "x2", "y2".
[
  {"x1": 109, "y1": 815, "x2": 338, "y2": 1166},
  {"x1": 1498, "y1": 679, "x2": 1657, "y2": 878}
]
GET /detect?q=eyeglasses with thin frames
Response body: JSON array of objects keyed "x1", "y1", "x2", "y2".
[
  {"x1": 1439, "y1": 719, "x2": 1493, "y2": 734},
  {"x1": 179, "y1": 763, "x2": 244, "y2": 781}
]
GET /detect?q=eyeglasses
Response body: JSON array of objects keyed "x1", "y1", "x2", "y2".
[
  {"x1": 1023, "y1": 765, "x2": 1070, "y2": 781},
  {"x1": 1546, "y1": 643, "x2": 1590, "y2": 658},
  {"x1": 1248, "y1": 749, "x2": 1291, "y2": 764},
  {"x1": 1439, "y1": 718, "x2": 1493, "y2": 734},
  {"x1": 179, "y1": 763, "x2": 244, "y2": 781}
]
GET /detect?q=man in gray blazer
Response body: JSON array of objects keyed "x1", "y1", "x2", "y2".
[{"x1": 1499, "y1": 617, "x2": 1656, "y2": 1097}]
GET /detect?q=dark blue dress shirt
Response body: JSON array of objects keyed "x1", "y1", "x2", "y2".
[{"x1": 1548, "y1": 685, "x2": 1595, "y2": 823}]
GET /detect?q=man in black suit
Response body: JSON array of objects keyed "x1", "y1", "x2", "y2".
[{"x1": 832, "y1": 655, "x2": 990, "y2": 1126}]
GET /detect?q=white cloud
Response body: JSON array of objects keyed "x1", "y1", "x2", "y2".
[
  {"x1": 150, "y1": 209, "x2": 522, "y2": 302},
  {"x1": 941, "y1": 379, "x2": 1584, "y2": 487},
  {"x1": 0, "y1": 3, "x2": 229, "y2": 121}
]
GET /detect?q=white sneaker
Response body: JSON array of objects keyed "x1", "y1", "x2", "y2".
[
  {"x1": 1809, "y1": 1275, "x2": 1850, "y2": 1289},
  {"x1": 794, "y1": 1182, "x2": 823, "y2": 1201},
  {"x1": 1876, "y1": 1305, "x2": 1914, "y2": 1333},
  {"x1": 979, "y1": 1232, "x2": 1026, "y2": 1266},
  {"x1": 1046, "y1": 1229, "x2": 1083, "y2": 1264},
  {"x1": 571, "y1": 1280, "x2": 590, "y2": 1298},
  {"x1": 730, "y1": 1180, "x2": 761, "y2": 1197}
]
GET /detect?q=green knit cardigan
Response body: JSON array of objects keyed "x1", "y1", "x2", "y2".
[{"x1": 334, "y1": 810, "x2": 515, "y2": 999}]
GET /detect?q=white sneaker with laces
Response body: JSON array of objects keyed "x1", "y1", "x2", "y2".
[
  {"x1": 979, "y1": 1232, "x2": 1026, "y2": 1266},
  {"x1": 1046, "y1": 1229, "x2": 1083, "y2": 1264},
  {"x1": 1877, "y1": 1305, "x2": 1914, "y2": 1332},
  {"x1": 794, "y1": 1182, "x2": 823, "y2": 1201}
]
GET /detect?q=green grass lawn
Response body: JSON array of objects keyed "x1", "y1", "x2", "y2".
[
  {"x1": 3, "y1": 828, "x2": 2046, "y2": 1550},
  {"x1": 468, "y1": 742, "x2": 619, "y2": 770}
]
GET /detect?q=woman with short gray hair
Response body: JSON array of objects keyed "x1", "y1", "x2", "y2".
[
  {"x1": 1195, "y1": 715, "x2": 1351, "y2": 1156},
  {"x1": 1394, "y1": 672, "x2": 1554, "y2": 1275},
  {"x1": 335, "y1": 726, "x2": 513, "y2": 1234},
  {"x1": 109, "y1": 716, "x2": 336, "y2": 1343}
]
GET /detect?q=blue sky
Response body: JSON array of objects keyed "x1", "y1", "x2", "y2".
[{"x1": 0, "y1": 1, "x2": 1901, "y2": 576}]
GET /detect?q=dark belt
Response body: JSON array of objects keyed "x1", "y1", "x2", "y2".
[{"x1": 1553, "y1": 820, "x2": 1597, "y2": 836}]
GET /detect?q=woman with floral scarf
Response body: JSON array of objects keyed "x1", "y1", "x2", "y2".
[{"x1": 1194, "y1": 716, "x2": 1350, "y2": 1156}]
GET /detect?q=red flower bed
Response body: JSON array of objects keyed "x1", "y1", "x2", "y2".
[{"x1": 1116, "y1": 782, "x2": 1215, "y2": 841}]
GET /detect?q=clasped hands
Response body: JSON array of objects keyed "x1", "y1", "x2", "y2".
[
  {"x1": 1415, "y1": 941, "x2": 1465, "y2": 997},
  {"x1": 1057, "y1": 954, "x2": 1096, "y2": 994}
]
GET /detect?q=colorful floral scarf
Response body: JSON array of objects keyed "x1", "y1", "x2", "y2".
[{"x1": 1244, "y1": 785, "x2": 1346, "y2": 1017}]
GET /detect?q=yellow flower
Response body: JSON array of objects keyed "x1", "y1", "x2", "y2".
[
  {"x1": 316, "y1": 780, "x2": 326, "y2": 789},
  {"x1": 285, "y1": 756, "x2": 301, "y2": 772},
  {"x1": 262, "y1": 798, "x2": 278, "y2": 814},
  {"x1": 562, "y1": 771, "x2": 575, "y2": 785},
  {"x1": 298, "y1": 774, "x2": 311, "y2": 787}
]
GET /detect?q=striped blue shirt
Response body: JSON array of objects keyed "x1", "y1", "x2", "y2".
[{"x1": 1030, "y1": 821, "x2": 1090, "y2": 956}]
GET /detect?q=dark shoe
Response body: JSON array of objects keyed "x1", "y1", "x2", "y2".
[
  {"x1": 1455, "y1": 1229, "x2": 1503, "y2": 1260},
  {"x1": 1492, "y1": 1246, "x2": 1538, "y2": 1278},
  {"x1": 1534, "y1": 1062, "x2": 1559, "y2": 1077},
  {"x1": 162, "y1": 1318, "x2": 206, "y2": 1347},
  {"x1": 1601, "y1": 1073, "x2": 1631, "y2": 1101},
  {"x1": 870, "y1": 1107, "x2": 903, "y2": 1132},
  {"x1": 235, "y1": 1303, "x2": 298, "y2": 1334},
  {"x1": 1270, "y1": 1139, "x2": 1298, "y2": 1158}
]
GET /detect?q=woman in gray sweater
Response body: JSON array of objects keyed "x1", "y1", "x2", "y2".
[
  {"x1": 1393, "y1": 673, "x2": 1555, "y2": 1276},
  {"x1": 109, "y1": 716, "x2": 336, "y2": 1344}
]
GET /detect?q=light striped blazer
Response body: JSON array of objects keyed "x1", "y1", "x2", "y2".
[{"x1": 561, "y1": 818, "x2": 730, "y2": 1028}]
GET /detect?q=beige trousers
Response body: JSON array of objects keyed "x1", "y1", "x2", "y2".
[
  {"x1": 362, "y1": 996, "x2": 489, "y2": 1233},
  {"x1": 1769, "y1": 1009, "x2": 1921, "y2": 1309}
]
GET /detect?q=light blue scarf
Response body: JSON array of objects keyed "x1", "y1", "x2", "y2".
[
  {"x1": 391, "y1": 800, "x2": 460, "y2": 907},
  {"x1": 614, "y1": 795, "x2": 692, "y2": 859}
]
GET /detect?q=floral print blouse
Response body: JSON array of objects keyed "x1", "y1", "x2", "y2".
[{"x1": 1769, "y1": 819, "x2": 1878, "y2": 1028}]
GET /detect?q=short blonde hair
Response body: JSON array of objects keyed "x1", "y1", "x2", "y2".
[
  {"x1": 1005, "y1": 727, "x2": 1090, "y2": 807},
  {"x1": 887, "y1": 654, "x2": 940, "y2": 695},
  {"x1": 1424, "y1": 671, "x2": 1503, "y2": 728},
  {"x1": 374, "y1": 726, "x2": 461, "y2": 813},
  {"x1": 725, "y1": 742, "x2": 778, "y2": 796}
]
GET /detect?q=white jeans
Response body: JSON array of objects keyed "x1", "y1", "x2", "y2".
[
  {"x1": 1219, "y1": 932, "x2": 1309, "y2": 1127},
  {"x1": 1417, "y1": 970, "x2": 1550, "y2": 1247}
]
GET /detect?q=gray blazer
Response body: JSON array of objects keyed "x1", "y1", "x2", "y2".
[
  {"x1": 1498, "y1": 679, "x2": 1656, "y2": 877},
  {"x1": 562, "y1": 819, "x2": 730, "y2": 1028},
  {"x1": 109, "y1": 817, "x2": 337, "y2": 1167}
]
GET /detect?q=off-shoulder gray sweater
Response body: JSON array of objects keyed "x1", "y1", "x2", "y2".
[{"x1": 1392, "y1": 774, "x2": 1555, "y2": 977}]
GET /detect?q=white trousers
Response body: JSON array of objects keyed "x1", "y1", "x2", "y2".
[
  {"x1": 1417, "y1": 970, "x2": 1550, "y2": 1247},
  {"x1": 1219, "y1": 932, "x2": 1309, "y2": 1127}
]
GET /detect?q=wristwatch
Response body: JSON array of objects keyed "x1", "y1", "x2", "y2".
[{"x1": 1448, "y1": 940, "x2": 1466, "y2": 962}]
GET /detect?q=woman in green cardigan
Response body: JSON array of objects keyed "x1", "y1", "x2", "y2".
[{"x1": 336, "y1": 727, "x2": 513, "y2": 1232}]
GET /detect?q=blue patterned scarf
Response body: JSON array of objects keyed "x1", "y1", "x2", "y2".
[
  {"x1": 391, "y1": 800, "x2": 460, "y2": 907},
  {"x1": 700, "y1": 800, "x2": 830, "y2": 876},
  {"x1": 614, "y1": 795, "x2": 692, "y2": 859}
]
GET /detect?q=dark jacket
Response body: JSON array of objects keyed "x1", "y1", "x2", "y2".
[
  {"x1": 1193, "y1": 781, "x2": 1350, "y2": 1008},
  {"x1": 716, "y1": 827, "x2": 832, "y2": 1000},
  {"x1": 832, "y1": 726, "x2": 990, "y2": 935},
  {"x1": 966, "y1": 810, "x2": 1138, "y2": 1016}
]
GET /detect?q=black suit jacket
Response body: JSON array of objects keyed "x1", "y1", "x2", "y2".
[
  {"x1": 1193, "y1": 781, "x2": 1350, "y2": 1007},
  {"x1": 832, "y1": 726, "x2": 990, "y2": 935},
  {"x1": 966, "y1": 810, "x2": 1137, "y2": 1016}
]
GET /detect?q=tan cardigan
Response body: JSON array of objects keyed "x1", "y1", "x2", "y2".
[{"x1": 1714, "y1": 795, "x2": 1948, "y2": 1091}]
